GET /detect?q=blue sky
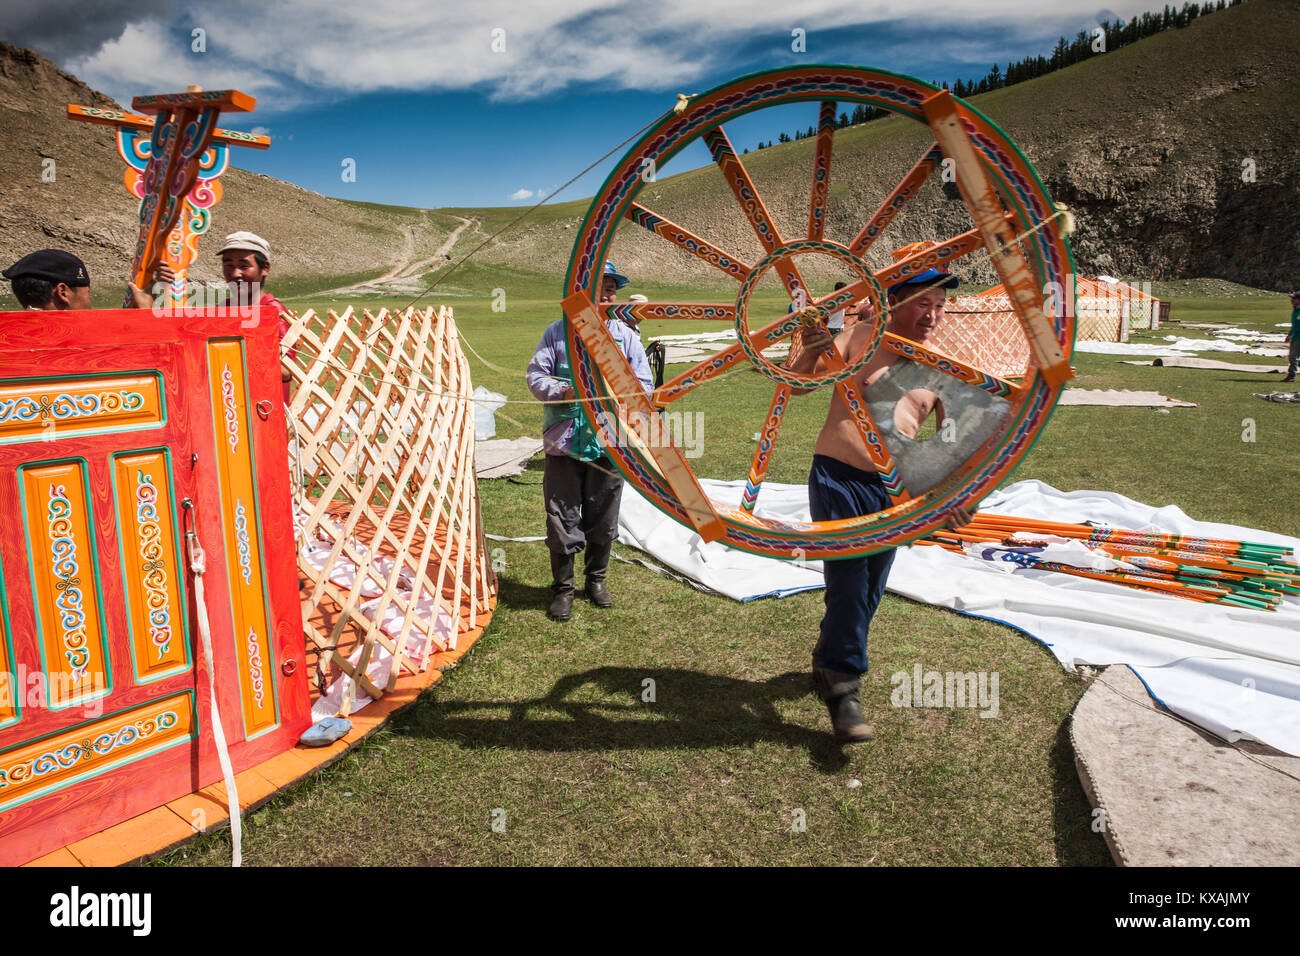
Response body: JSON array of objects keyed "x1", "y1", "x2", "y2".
[{"x1": 3, "y1": 0, "x2": 1161, "y2": 209}]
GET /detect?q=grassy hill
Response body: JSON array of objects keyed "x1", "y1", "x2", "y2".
[{"x1": 450, "y1": 0, "x2": 1300, "y2": 294}]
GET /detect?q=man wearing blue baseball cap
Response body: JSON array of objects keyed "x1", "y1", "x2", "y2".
[
  {"x1": 526, "y1": 261, "x2": 652, "y2": 621},
  {"x1": 784, "y1": 244, "x2": 959, "y2": 742}
]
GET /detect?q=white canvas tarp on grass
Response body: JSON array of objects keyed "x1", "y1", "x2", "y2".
[{"x1": 617, "y1": 478, "x2": 1300, "y2": 755}]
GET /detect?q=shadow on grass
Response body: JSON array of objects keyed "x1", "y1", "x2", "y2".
[
  {"x1": 396, "y1": 667, "x2": 853, "y2": 772},
  {"x1": 1050, "y1": 716, "x2": 1115, "y2": 866},
  {"x1": 495, "y1": 574, "x2": 555, "y2": 613}
]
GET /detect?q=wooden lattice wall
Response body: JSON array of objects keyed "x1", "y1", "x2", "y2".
[
  {"x1": 927, "y1": 294, "x2": 1033, "y2": 379},
  {"x1": 282, "y1": 307, "x2": 497, "y2": 715}
]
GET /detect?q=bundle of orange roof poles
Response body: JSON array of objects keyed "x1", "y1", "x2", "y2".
[{"x1": 918, "y1": 514, "x2": 1300, "y2": 611}]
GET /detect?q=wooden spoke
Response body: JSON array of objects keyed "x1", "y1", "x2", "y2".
[
  {"x1": 563, "y1": 293, "x2": 725, "y2": 542},
  {"x1": 833, "y1": 376, "x2": 910, "y2": 505},
  {"x1": 654, "y1": 342, "x2": 748, "y2": 405},
  {"x1": 705, "y1": 125, "x2": 784, "y2": 254},
  {"x1": 741, "y1": 384, "x2": 793, "y2": 512},
  {"x1": 602, "y1": 302, "x2": 735, "y2": 324},
  {"x1": 873, "y1": 225, "x2": 989, "y2": 289},
  {"x1": 819, "y1": 224, "x2": 998, "y2": 310},
  {"x1": 625, "y1": 204, "x2": 752, "y2": 281},
  {"x1": 807, "y1": 101, "x2": 837, "y2": 241},
  {"x1": 806, "y1": 281, "x2": 868, "y2": 319},
  {"x1": 878, "y1": 332, "x2": 1019, "y2": 399},
  {"x1": 847, "y1": 143, "x2": 944, "y2": 257},
  {"x1": 654, "y1": 312, "x2": 807, "y2": 405},
  {"x1": 704, "y1": 125, "x2": 809, "y2": 303},
  {"x1": 921, "y1": 90, "x2": 1071, "y2": 387}
]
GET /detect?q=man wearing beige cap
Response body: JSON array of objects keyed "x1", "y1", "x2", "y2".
[
  {"x1": 150, "y1": 231, "x2": 286, "y2": 398},
  {"x1": 210, "y1": 231, "x2": 292, "y2": 400},
  {"x1": 146, "y1": 231, "x2": 284, "y2": 325},
  {"x1": 143, "y1": 232, "x2": 291, "y2": 398},
  {"x1": 215, "y1": 232, "x2": 281, "y2": 317}
]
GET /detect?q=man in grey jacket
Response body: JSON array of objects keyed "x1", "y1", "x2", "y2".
[{"x1": 525, "y1": 262, "x2": 652, "y2": 621}]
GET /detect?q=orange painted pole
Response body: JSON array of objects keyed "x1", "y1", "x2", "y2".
[
  {"x1": 847, "y1": 143, "x2": 944, "y2": 257},
  {"x1": 929, "y1": 519, "x2": 1291, "y2": 607},
  {"x1": 807, "y1": 101, "x2": 837, "y2": 242},
  {"x1": 916, "y1": 538, "x2": 1225, "y2": 603},
  {"x1": 121, "y1": 87, "x2": 256, "y2": 306}
]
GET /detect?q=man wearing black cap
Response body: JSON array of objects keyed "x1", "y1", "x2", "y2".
[
  {"x1": 785, "y1": 264, "x2": 958, "y2": 742},
  {"x1": 3, "y1": 250, "x2": 92, "y2": 310}
]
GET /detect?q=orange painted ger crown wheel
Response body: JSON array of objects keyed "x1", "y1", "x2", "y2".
[{"x1": 560, "y1": 65, "x2": 1076, "y2": 559}]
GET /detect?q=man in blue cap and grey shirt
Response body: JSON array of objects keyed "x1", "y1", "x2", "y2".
[
  {"x1": 785, "y1": 255, "x2": 959, "y2": 742},
  {"x1": 526, "y1": 262, "x2": 652, "y2": 621}
]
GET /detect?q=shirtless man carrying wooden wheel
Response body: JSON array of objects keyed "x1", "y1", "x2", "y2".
[{"x1": 785, "y1": 265, "x2": 958, "y2": 742}]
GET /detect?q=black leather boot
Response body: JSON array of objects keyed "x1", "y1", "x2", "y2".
[
  {"x1": 583, "y1": 541, "x2": 613, "y2": 607},
  {"x1": 812, "y1": 667, "x2": 873, "y2": 742},
  {"x1": 548, "y1": 552, "x2": 575, "y2": 621}
]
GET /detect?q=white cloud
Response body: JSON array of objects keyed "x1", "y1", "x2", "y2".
[
  {"x1": 66, "y1": 20, "x2": 287, "y2": 112},
  {"x1": 249, "y1": 125, "x2": 270, "y2": 135},
  {"x1": 0, "y1": 0, "x2": 172, "y2": 61},
  {"x1": 509, "y1": 188, "x2": 534, "y2": 200},
  {"x1": 56, "y1": 0, "x2": 1168, "y2": 107}
]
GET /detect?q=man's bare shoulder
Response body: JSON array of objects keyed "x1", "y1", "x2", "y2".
[
  {"x1": 841, "y1": 321, "x2": 875, "y2": 346},
  {"x1": 833, "y1": 321, "x2": 876, "y2": 359}
]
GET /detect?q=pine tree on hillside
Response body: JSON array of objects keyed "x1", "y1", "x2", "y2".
[
  {"x1": 752, "y1": 0, "x2": 1250, "y2": 142},
  {"x1": 1051, "y1": 35, "x2": 1068, "y2": 67}
]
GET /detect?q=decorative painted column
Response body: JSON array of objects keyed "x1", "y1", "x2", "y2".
[{"x1": 67, "y1": 93, "x2": 270, "y2": 308}]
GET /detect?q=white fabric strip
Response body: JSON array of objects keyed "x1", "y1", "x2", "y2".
[{"x1": 185, "y1": 528, "x2": 243, "y2": 867}]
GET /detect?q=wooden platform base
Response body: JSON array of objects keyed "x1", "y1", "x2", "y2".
[{"x1": 22, "y1": 600, "x2": 494, "y2": 867}]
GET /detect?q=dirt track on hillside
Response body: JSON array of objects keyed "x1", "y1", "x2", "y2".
[{"x1": 316, "y1": 215, "x2": 475, "y2": 297}]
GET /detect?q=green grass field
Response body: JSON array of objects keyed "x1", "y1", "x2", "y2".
[{"x1": 153, "y1": 276, "x2": 1298, "y2": 866}]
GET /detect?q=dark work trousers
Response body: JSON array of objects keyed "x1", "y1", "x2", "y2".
[
  {"x1": 543, "y1": 453, "x2": 623, "y2": 556},
  {"x1": 807, "y1": 454, "x2": 896, "y2": 675}
]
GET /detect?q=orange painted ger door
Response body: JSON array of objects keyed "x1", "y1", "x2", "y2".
[{"x1": 0, "y1": 306, "x2": 309, "y2": 865}]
